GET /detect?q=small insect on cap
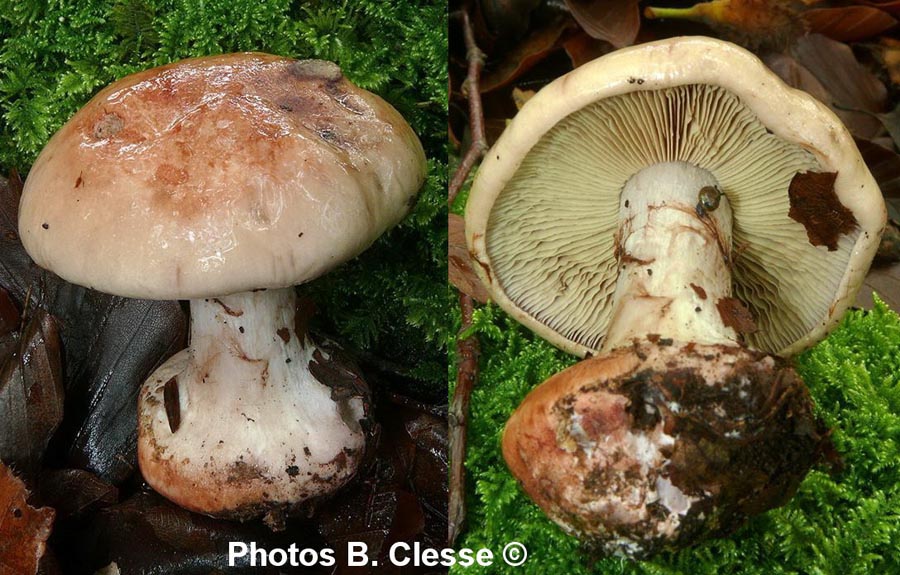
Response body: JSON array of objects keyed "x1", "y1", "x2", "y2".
[
  {"x1": 466, "y1": 36, "x2": 885, "y2": 358},
  {"x1": 19, "y1": 53, "x2": 427, "y2": 300}
]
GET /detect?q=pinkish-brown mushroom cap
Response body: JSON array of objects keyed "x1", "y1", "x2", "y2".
[{"x1": 19, "y1": 53, "x2": 426, "y2": 299}]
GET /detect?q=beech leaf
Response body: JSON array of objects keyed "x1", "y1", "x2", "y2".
[
  {"x1": 480, "y1": 16, "x2": 572, "y2": 93},
  {"x1": 564, "y1": 0, "x2": 640, "y2": 48},
  {"x1": 0, "y1": 463, "x2": 54, "y2": 575},
  {"x1": 854, "y1": 138, "x2": 900, "y2": 217},
  {"x1": 790, "y1": 34, "x2": 888, "y2": 139},
  {"x1": 0, "y1": 309, "x2": 64, "y2": 478},
  {"x1": 0, "y1": 176, "x2": 187, "y2": 484},
  {"x1": 479, "y1": 0, "x2": 543, "y2": 49},
  {"x1": 804, "y1": 6, "x2": 897, "y2": 42},
  {"x1": 39, "y1": 469, "x2": 117, "y2": 520},
  {"x1": 859, "y1": 0, "x2": 900, "y2": 16},
  {"x1": 562, "y1": 29, "x2": 614, "y2": 68},
  {"x1": 61, "y1": 492, "x2": 321, "y2": 574},
  {"x1": 855, "y1": 261, "x2": 900, "y2": 309}
]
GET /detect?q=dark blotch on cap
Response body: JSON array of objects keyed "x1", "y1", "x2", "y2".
[{"x1": 287, "y1": 59, "x2": 342, "y2": 82}]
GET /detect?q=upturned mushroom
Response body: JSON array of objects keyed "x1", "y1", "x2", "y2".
[
  {"x1": 466, "y1": 37, "x2": 885, "y2": 556},
  {"x1": 18, "y1": 53, "x2": 426, "y2": 526}
]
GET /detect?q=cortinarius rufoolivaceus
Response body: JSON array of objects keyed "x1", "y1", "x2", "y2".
[
  {"x1": 18, "y1": 53, "x2": 427, "y2": 527},
  {"x1": 466, "y1": 37, "x2": 885, "y2": 557}
]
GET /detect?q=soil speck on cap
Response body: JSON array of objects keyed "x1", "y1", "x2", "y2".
[
  {"x1": 287, "y1": 59, "x2": 342, "y2": 82},
  {"x1": 787, "y1": 171, "x2": 857, "y2": 251},
  {"x1": 92, "y1": 113, "x2": 124, "y2": 139}
]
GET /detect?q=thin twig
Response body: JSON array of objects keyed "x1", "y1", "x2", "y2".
[
  {"x1": 449, "y1": 290, "x2": 480, "y2": 546},
  {"x1": 448, "y1": 10, "x2": 488, "y2": 207},
  {"x1": 448, "y1": 8, "x2": 487, "y2": 546}
]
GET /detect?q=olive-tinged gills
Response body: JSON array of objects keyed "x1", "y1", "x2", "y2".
[{"x1": 466, "y1": 37, "x2": 885, "y2": 557}]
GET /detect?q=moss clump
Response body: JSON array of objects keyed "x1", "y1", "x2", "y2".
[
  {"x1": 0, "y1": 0, "x2": 448, "y2": 388},
  {"x1": 455, "y1": 296, "x2": 900, "y2": 574}
]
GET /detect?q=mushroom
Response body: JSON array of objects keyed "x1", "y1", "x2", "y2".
[
  {"x1": 18, "y1": 53, "x2": 427, "y2": 526},
  {"x1": 465, "y1": 37, "x2": 885, "y2": 556}
]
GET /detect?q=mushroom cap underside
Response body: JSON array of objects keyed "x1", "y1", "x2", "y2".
[
  {"x1": 465, "y1": 36, "x2": 885, "y2": 357},
  {"x1": 20, "y1": 53, "x2": 427, "y2": 300}
]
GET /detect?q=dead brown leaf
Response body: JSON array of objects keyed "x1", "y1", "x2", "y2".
[
  {"x1": 804, "y1": 6, "x2": 897, "y2": 42},
  {"x1": 448, "y1": 214, "x2": 491, "y2": 304},
  {"x1": 882, "y1": 37, "x2": 900, "y2": 86},
  {"x1": 0, "y1": 463, "x2": 54, "y2": 575},
  {"x1": 0, "y1": 309, "x2": 64, "y2": 477},
  {"x1": 788, "y1": 171, "x2": 858, "y2": 251},
  {"x1": 0, "y1": 290, "x2": 18, "y2": 339},
  {"x1": 764, "y1": 52, "x2": 833, "y2": 105},
  {"x1": 562, "y1": 29, "x2": 614, "y2": 68},
  {"x1": 790, "y1": 34, "x2": 888, "y2": 139},
  {"x1": 855, "y1": 138, "x2": 900, "y2": 216},
  {"x1": 565, "y1": 0, "x2": 640, "y2": 48},
  {"x1": 480, "y1": 16, "x2": 573, "y2": 93},
  {"x1": 874, "y1": 222, "x2": 900, "y2": 265},
  {"x1": 858, "y1": 0, "x2": 900, "y2": 17},
  {"x1": 855, "y1": 261, "x2": 900, "y2": 309},
  {"x1": 478, "y1": 0, "x2": 543, "y2": 49}
]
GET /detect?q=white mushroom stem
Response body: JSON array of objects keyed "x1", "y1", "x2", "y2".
[
  {"x1": 138, "y1": 287, "x2": 367, "y2": 522},
  {"x1": 602, "y1": 161, "x2": 739, "y2": 352}
]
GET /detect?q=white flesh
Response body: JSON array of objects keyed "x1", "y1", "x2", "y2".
[{"x1": 603, "y1": 161, "x2": 738, "y2": 352}]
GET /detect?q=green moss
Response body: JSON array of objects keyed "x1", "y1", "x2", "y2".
[
  {"x1": 0, "y1": 0, "x2": 448, "y2": 387},
  {"x1": 454, "y1": 296, "x2": 900, "y2": 574}
]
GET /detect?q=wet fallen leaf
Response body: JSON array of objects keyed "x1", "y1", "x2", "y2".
[
  {"x1": 0, "y1": 309, "x2": 64, "y2": 478},
  {"x1": 478, "y1": 0, "x2": 543, "y2": 49},
  {"x1": 39, "y1": 469, "x2": 117, "y2": 520},
  {"x1": 803, "y1": 6, "x2": 897, "y2": 42},
  {"x1": 0, "y1": 290, "x2": 18, "y2": 338},
  {"x1": 855, "y1": 261, "x2": 900, "y2": 309},
  {"x1": 790, "y1": 34, "x2": 888, "y2": 139},
  {"x1": 317, "y1": 399, "x2": 445, "y2": 575},
  {"x1": 854, "y1": 138, "x2": 900, "y2": 222},
  {"x1": 60, "y1": 491, "x2": 322, "y2": 574},
  {"x1": 873, "y1": 104, "x2": 900, "y2": 150},
  {"x1": 0, "y1": 175, "x2": 187, "y2": 484},
  {"x1": 764, "y1": 52, "x2": 833, "y2": 104},
  {"x1": 448, "y1": 214, "x2": 491, "y2": 304},
  {"x1": 0, "y1": 462, "x2": 55, "y2": 575},
  {"x1": 405, "y1": 412, "x2": 448, "y2": 521},
  {"x1": 480, "y1": 16, "x2": 573, "y2": 93},
  {"x1": 875, "y1": 223, "x2": 900, "y2": 265},
  {"x1": 565, "y1": 0, "x2": 640, "y2": 48},
  {"x1": 859, "y1": 0, "x2": 900, "y2": 17},
  {"x1": 562, "y1": 29, "x2": 614, "y2": 68}
]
